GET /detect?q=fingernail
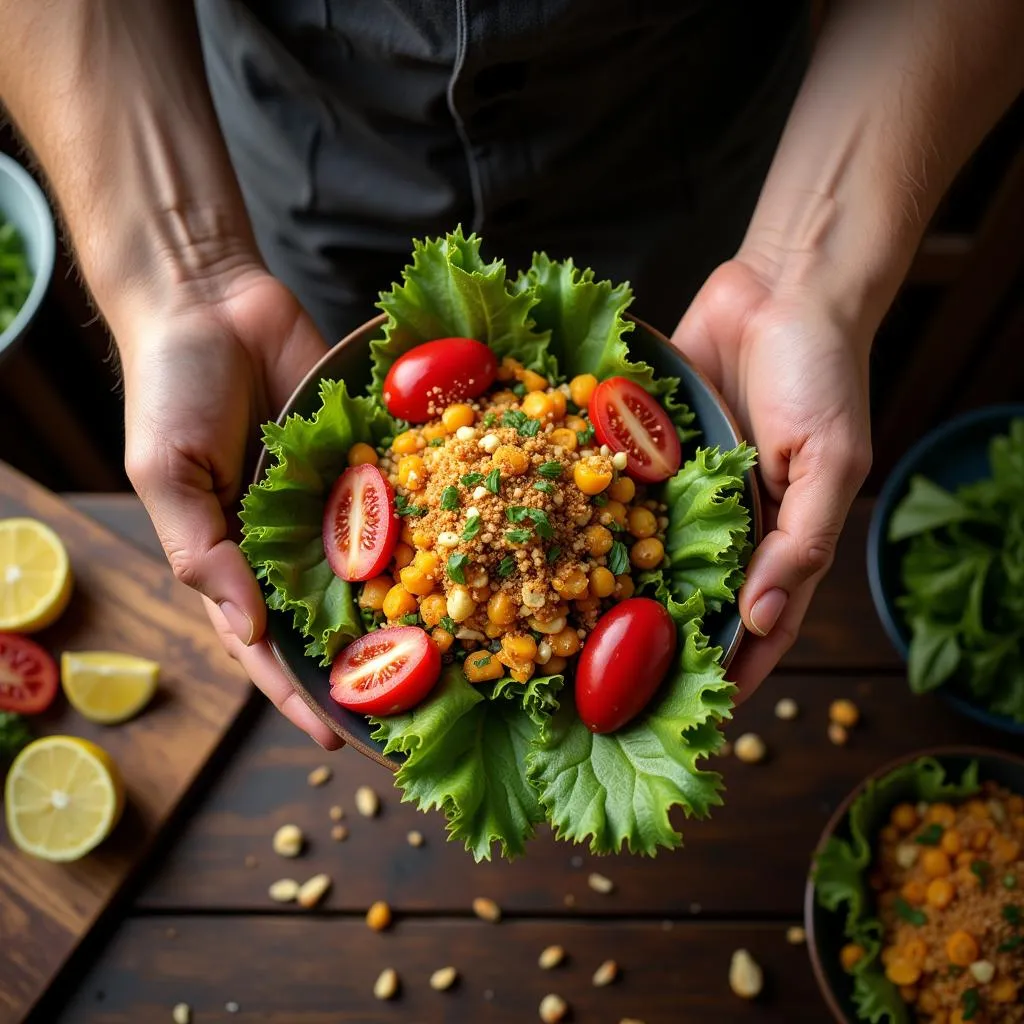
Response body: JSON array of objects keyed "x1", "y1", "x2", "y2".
[
  {"x1": 749, "y1": 588, "x2": 787, "y2": 637},
  {"x1": 219, "y1": 600, "x2": 255, "y2": 646}
]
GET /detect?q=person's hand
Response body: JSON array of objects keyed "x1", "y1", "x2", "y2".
[
  {"x1": 671, "y1": 257, "x2": 873, "y2": 702},
  {"x1": 118, "y1": 263, "x2": 342, "y2": 749}
]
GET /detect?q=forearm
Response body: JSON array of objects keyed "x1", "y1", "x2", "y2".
[
  {"x1": 0, "y1": 1, "x2": 257, "y2": 334},
  {"x1": 741, "y1": 0, "x2": 1024, "y2": 335}
]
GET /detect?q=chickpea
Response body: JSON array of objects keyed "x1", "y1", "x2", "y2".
[
  {"x1": 420, "y1": 594, "x2": 448, "y2": 628},
  {"x1": 509, "y1": 660, "x2": 536, "y2": 683},
  {"x1": 383, "y1": 584, "x2": 417, "y2": 620},
  {"x1": 545, "y1": 655, "x2": 568, "y2": 675},
  {"x1": 584, "y1": 524, "x2": 613, "y2": 556},
  {"x1": 549, "y1": 627, "x2": 581, "y2": 658},
  {"x1": 391, "y1": 430, "x2": 421, "y2": 455},
  {"x1": 574, "y1": 594, "x2": 601, "y2": 614},
  {"x1": 442, "y1": 403, "x2": 475, "y2": 431},
  {"x1": 553, "y1": 567, "x2": 589, "y2": 600},
  {"x1": 502, "y1": 632, "x2": 538, "y2": 662},
  {"x1": 565, "y1": 414, "x2": 588, "y2": 433},
  {"x1": 487, "y1": 591, "x2": 518, "y2": 626},
  {"x1": 421, "y1": 421, "x2": 448, "y2": 442},
  {"x1": 549, "y1": 390, "x2": 567, "y2": 419},
  {"x1": 607, "y1": 475, "x2": 635, "y2": 503},
  {"x1": 447, "y1": 586, "x2": 477, "y2": 623},
  {"x1": 588, "y1": 566, "x2": 616, "y2": 598},
  {"x1": 891, "y1": 803, "x2": 919, "y2": 831},
  {"x1": 927, "y1": 803, "x2": 957, "y2": 828},
  {"x1": 614, "y1": 574, "x2": 635, "y2": 600},
  {"x1": 925, "y1": 878, "x2": 955, "y2": 909},
  {"x1": 520, "y1": 369, "x2": 548, "y2": 392},
  {"x1": 884, "y1": 961, "x2": 921, "y2": 987},
  {"x1": 347, "y1": 442, "x2": 378, "y2": 467},
  {"x1": 568, "y1": 373, "x2": 598, "y2": 408},
  {"x1": 574, "y1": 457, "x2": 613, "y2": 495},
  {"x1": 549, "y1": 428, "x2": 578, "y2": 451},
  {"x1": 627, "y1": 506, "x2": 658, "y2": 538},
  {"x1": 522, "y1": 391, "x2": 555, "y2": 421},
  {"x1": 493, "y1": 444, "x2": 530, "y2": 476},
  {"x1": 498, "y1": 356, "x2": 523, "y2": 381},
  {"x1": 431, "y1": 627, "x2": 454, "y2": 653},
  {"x1": 630, "y1": 537, "x2": 665, "y2": 570},
  {"x1": 398, "y1": 454, "x2": 427, "y2": 489},
  {"x1": 359, "y1": 576, "x2": 392, "y2": 611},
  {"x1": 399, "y1": 564, "x2": 435, "y2": 597},
  {"x1": 400, "y1": 522, "x2": 416, "y2": 546},
  {"x1": 392, "y1": 542, "x2": 415, "y2": 570},
  {"x1": 602, "y1": 499, "x2": 627, "y2": 529},
  {"x1": 464, "y1": 652, "x2": 504, "y2": 683},
  {"x1": 945, "y1": 930, "x2": 978, "y2": 967}
]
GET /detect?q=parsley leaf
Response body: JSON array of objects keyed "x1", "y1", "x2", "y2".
[
  {"x1": 914, "y1": 823, "x2": 944, "y2": 845},
  {"x1": 971, "y1": 860, "x2": 991, "y2": 889},
  {"x1": 447, "y1": 553, "x2": 469, "y2": 584},
  {"x1": 608, "y1": 540, "x2": 629, "y2": 576},
  {"x1": 429, "y1": 437, "x2": 445, "y2": 447},
  {"x1": 528, "y1": 508, "x2": 554, "y2": 540},
  {"x1": 441, "y1": 486, "x2": 461, "y2": 511},
  {"x1": 399, "y1": 613, "x2": 420, "y2": 626},
  {"x1": 537, "y1": 461, "x2": 563, "y2": 478},
  {"x1": 519, "y1": 418, "x2": 541, "y2": 437},
  {"x1": 483, "y1": 412, "x2": 497, "y2": 427},
  {"x1": 547, "y1": 546, "x2": 562, "y2": 563},
  {"x1": 577, "y1": 424, "x2": 595, "y2": 446},
  {"x1": 511, "y1": 381, "x2": 526, "y2": 397},
  {"x1": 962, "y1": 988, "x2": 980, "y2": 1021},
  {"x1": 997, "y1": 935, "x2": 1023, "y2": 953},
  {"x1": 501, "y1": 410, "x2": 526, "y2": 429},
  {"x1": 894, "y1": 897, "x2": 927, "y2": 927},
  {"x1": 1004, "y1": 904, "x2": 1022, "y2": 926},
  {"x1": 506, "y1": 506, "x2": 531, "y2": 524},
  {"x1": 439, "y1": 615, "x2": 458, "y2": 634},
  {"x1": 461, "y1": 514, "x2": 482, "y2": 541},
  {"x1": 591, "y1": 493, "x2": 608, "y2": 507},
  {"x1": 485, "y1": 468, "x2": 502, "y2": 494},
  {"x1": 395, "y1": 494, "x2": 427, "y2": 517},
  {"x1": 506, "y1": 528, "x2": 533, "y2": 544},
  {"x1": 497, "y1": 555, "x2": 516, "y2": 577},
  {"x1": 461, "y1": 472, "x2": 485, "y2": 487},
  {"x1": 533, "y1": 480, "x2": 554, "y2": 494}
]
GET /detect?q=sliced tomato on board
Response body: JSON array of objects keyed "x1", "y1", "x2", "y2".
[
  {"x1": 588, "y1": 376, "x2": 681, "y2": 483},
  {"x1": 0, "y1": 633, "x2": 59, "y2": 715},
  {"x1": 323, "y1": 465, "x2": 399, "y2": 583},
  {"x1": 329, "y1": 626, "x2": 441, "y2": 715},
  {"x1": 382, "y1": 337, "x2": 498, "y2": 422},
  {"x1": 574, "y1": 597, "x2": 677, "y2": 734}
]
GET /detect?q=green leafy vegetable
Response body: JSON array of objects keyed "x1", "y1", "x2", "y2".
[
  {"x1": 447, "y1": 553, "x2": 469, "y2": 584},
  {"x1": 439, "y1": 616, "x2": 457, "y2": 635},
  {"x1": 497, "y1": 555, "x2": 516, "y2": 578},
  {"x1": 971, "y1": 859, "x2": 991, "y2": 889},
  {"x1": 399, "y1": 613, "x2": 420, "y2": 626},
  {"x1": 998, "y1": 935, "x2": 1022, "y2": 952},
  {"x1": 608, "y1": 541, "x2": 629, "y2": 576},
  {"x1": 546, "y1": 546, "x2": 561, "y2": 564},
  {"x1": 440, "y1": 486, "x2": 460, "y2": 511},
  {"x1": 576, "y1": 425, "x2": 595, "y2": 447},
  {"x1": 961, "y1": 988, "x2": 980, "y2": 1021},
  {"x1": 537, "y1": 461, "x2": 563, "y2": 478},
  {"x1": 913, "y1": 822, "x2": 943, "y2": 845},
  {"x1": 395, "y1": 494, "x2": 427, "y2": 517},
  {"x1": 461, "y1": 472, "x2": 485, "y2": 487},
  {"x1": 505, "y1": 528, "x2": 532, "y2": 545},
  {"x1": 1004, "y1": 904, "x2": 1022, "y2": 926},
  {"x1": 0, "y1": 711, "x2": 32, "y2": 763},
  {"x1": 893, "y1": 898, "x2": 927, "y2": 927},
  {"x1": 485, "y1": 468, "x2": 501, "y2": 494},
  {"x1": 461, "y1": 515, "x2": 482, "y2": 541},
  {"x1": 534, "y1": 481, "x2": 554, "y2": 494},
  {"x1": 0, "y1": 220, "x2": 33, "y2": 332}
]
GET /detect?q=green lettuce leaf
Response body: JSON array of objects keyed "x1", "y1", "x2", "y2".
[
  {"x1": 526, "y1": 591, "x2": 734, "y2": 856},
  {"x1": 369, "y1": 668, "x2": 564, "y2": 861},
  {"x1": 240, "y1": 378, "x2": 394, "y2": 664},
  {"x1": 811, "y1": 757, "x2": 981, "y2": 1024}
]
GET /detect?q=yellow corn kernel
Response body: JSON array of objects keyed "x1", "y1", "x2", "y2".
[
  {"x1": 419, "y1": 593, "x2": 448, "y2": 628},
  {"x1": 549, "y1": 390, "x2": 567, "y2": 419},
  {"x1": 927, "y1": 803, "x2": 957, "y2": 828},
  {"x1": 383, "y1": 584, "x2": 417, "y2": 620},
  {"x1": 884, "y1": 960, "x2": 921, "y2": 987},
  {"x1": 493, "y1": 444, "x2": 530, "y2": 476},
  {"x1": 392, "y1": 543, "x2": 415, "y2": 570},
  {"x1": 464, "y1": 651, "x2": 504, "y2": 683},
  {"x1": 359, "y1": 576, "x2": 393, "y2": 611},
  {"x1": 574, "y1": 457, "x2": 613, "y2": 495},
  {"x1": 522, "y1": 391, "x2": 555, "y2": 421},
  {"x1": 941, "y1": 830, "x2": 962, "y2": 855},
  {"x1": 840, "y1": 944, "x2": 866, "y2": 971},
  {"x1": 442, "y1": 403, "x2": 475, "y2": 431},
  {"x1": 431, "y1": 627, "x2": 454, "y2": 653},
  {"x1": 925, "y1": 878, "x2": 955, "y2": 909},
  {"x1": 347, "y1": 442, "x2": 378, "y2": 467},
  {"x1": 891, "y1": 803, "x2": 919, "y2": 831},
  {"x1": 584, "y1": 524, "x2": 613, "y2": 556},
  {"x1": 502, "y1": 632, "x2": 538, "y2": 662},
  {"x1": 498, "y1": 356, "x2": 523, "y2": 381},
  {"x1": 568, "y1": 373, "x2": 598, "y2": 408},
  {"x1": 627, "y1": 506, "x2": 658, "y2": 538},
  {"x1": 446, "y1": 586, "x2": 476, "y2": 623},
  {"x1": 549, "y1": 627, "x2": 581, "y2": 658},
  {"x1": 607, "y1": 475, "x2": 635, "y2": 503},
  {"x1": 588, "y1": 567, "x2": 616, "y2": 598},
  {"x1": 392, "y1": 430, "x2": 421, "y2": 455},
  {"x1": 565, "y1": 415, "x2": 588, "y2": 433},
  {"x1": 553, "y1": 567, "x2": 589, "y2": 600},
  {"x1": 509, "y1": 660, "x2": 535, "y2": 683},
  {"x1": 491, "y1": 389, "x2": 518, "y2": 405},
  {"x1": 945, "y1": 930, "x2": 978, "y2": 967},
  {"x1": 398, "y1": 454, "x2": 427, "y2": 490},
  {"x1": 400, "y1": 522, "x2": 416, "y2": 546},
  {"x1": 631, "y1": 537, "x2": 665, "y2": 570},
  {"x1": 614, "y1": 574, "x2": 634, "y2": 600},
  {"x1": 545, "y1": 655, "x2": 568, "y2": 675},
  {"x1": 549, "y1": 427, "x2": 578, "y2": 451},
  {"x1": 487, "y1": 591, "x2": 518, "y2": 626},
  {"x1": 520, "y1": 369, "x2": 548, "y2": 392},
  {"x1": 991, "y1": 978, "x2": 1018, "y2": 1003},
  {"x1": 421, "y1": 422, "x2": 448, "y2": 443},
  {"x1": 399, "y1": 565, "x2": 434, "y2": 597},
  {"x1": 603, "y1": 500, "x2": 627, "y2": 529}
]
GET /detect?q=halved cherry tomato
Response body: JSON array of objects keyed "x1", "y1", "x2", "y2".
[
  {"x1": 588, "y1": 376, "x2": 681, "y2": 483},
  {"x1": 574, "y1": 598, "x2": 677, "y2": 733},
  {"x1": 323, "y1": 464, "x2": 399, "y2": 583},
  {"x1": 382, "y1": 338, "x2": 498, "y2": 422},
  {"x1": 0, "y1": 633, "x2": 59, "y2": 715},
  {"x1": 329, "y1": 626, "x2": 441, "y2": 715}
]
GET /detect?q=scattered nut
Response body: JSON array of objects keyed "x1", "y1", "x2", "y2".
[
  {"x1": 243, "y1": 854, "x2": 258, "y2": 869},
  {"x1": 828, "y1": 722, "x2": 849, "y2": 746},
  {"x1": 734, "y1": 733, "x2": 767, "y2": 764},
  {"x1": 588, "y1": 871, "x2": 614, "y2": 894},
  {"x1": 328, "y1": 804, "x2": 344, "y2": 822},
  {"x1": 539, "y1": 945, "x2": 566, "y2": 969},
  {"x1": 969, "y1": 959, "x2": 995, "y2": 984},
  {"x1": 895, "y1": 843, "x2": 920, "y2": 869},
  {"x1": 307, "y1": 765, "x2": 332, "y2": 787},
  {"x1": 356, "y1": 785, "x2": 380, "y2": 818},
  {"x1": 829, "y1": 698, "x2": 860, "y2": 728},
  {"x1": 728, "y1": 948, "x2": 764, "y2": 999},
  {"x1": 429, "y1": 966, "x2": 458, "y2": 991},
  {"x1": 297, "y1": 873, "x2": 332, "y2": 909},
  {"x1": 268, "y1": 878, "x2": 300, "y2": 903},
  {"x1": 407, "y1": 829, "x2": 424, "y2": 848},
  {"x1": 172, "y1": 1004, "x2": 191, "y2": 1024},
  {"x1": 592, "y1": 959, "x2": 619, "y2": 986},
  {"x1": 366, "y1": 900, "x2": 392, "y2": 931},
  {"x1": 774, "y1": 697, "x2": 799, "y2": 720},
  {"x1": 331, "y1": 824, "x2": 349, "y2": 842},
  {"x1": 539, "y1": 993, "x2": 569, "y2": 1023},
  {"x1": 472, "y1": 896, "x2": 502, "y2": 922},
  {"x1": 786, "y1": 926, "x2": 806, "y2": 945},
  {"x1": 272, "y1": 823, "x2": 304, "y2": 858},
  {"x1": 373, "y1": 968, "x2": 399, "y2": 1001}
]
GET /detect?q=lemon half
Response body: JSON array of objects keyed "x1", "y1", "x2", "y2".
[
  {"x1": 61, "y1": 651, "x2": 160, "y2": 725},
  {"x1": 0, "y1": 517, "x2": 73, "y2": 632}
]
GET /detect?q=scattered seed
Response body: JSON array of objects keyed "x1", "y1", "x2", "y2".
[
  {"x1": 244, "y1": 854, "x2": 258, "y2": 869},
  {"x1": 328, "y1": 805, "x2": 344, "y2": 822},
  {"x1": 588, "y1": 872, "x2": 614, "y2": 894},
  {"x1": 539, "y1": 993, "x2": 569, "y2": 1023},
  {"x1": 356, "y1": 786, "x2": 380, "y2": 817},
  {"x1": 774, "y1": 697, "x2": 799, "y2": 720},
  {"x1": 172, "y1": 1004, "x2": 191, "y2": 1024},
  {"x1": 592, "y1": 959, "x2": 619, "y2": 986},
  {"x1": 611, "y1": 451, "x2": 628, "y2": 470},
  {"x1": 406, "y1": 829, "x2": 424, "y2": 847},
  {"x1": 728, "y1": 948, "x2": 764, "y2": 999},
  {"x1": 297, "y1": 873, "x2": 332, "y2": 909},
  {"x1": 272, "y1": 823, "x2": 304, "y2": 858},
  {"x1": 307, "y1": 765, "x2": 332, "y2": 787},
  {"x1": 429, "y1": 966, "x2": 458, "y2": 991},
  {"x1": 268, "y1": 878, "x2": 300, "y2": 903},
  {"x1": 734, "y1": 733, "x2": 767, "y2": 764},
  {"x1": 473, "y1": 896, "x2": 502, "y2": 922},
  {"x1": 539, "y1": 945, "x2": 566, "y2": 969},
  {"x1": 366, "y1": 900, "x2": 392, "y2": 931},
  {"x1": 786, "y1": 926, "x2": 806, "y2": 945},
  {"x1": 828, "y1": 722, "x2": 849, "y2": 746},
  {"x1": 331, "y1": 824, "x2": 349, "y2": 842},
  {"x1": 225, "y1": 1002, "x2": 239, "y2": 1014},
  {"x1": 374, "y1": 968, "x2": 399, "y2": 1001},
  {"x1": 829, "y1": 698, "x2": 860, "y2": 728}
]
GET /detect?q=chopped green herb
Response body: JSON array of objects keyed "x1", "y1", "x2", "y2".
[
  {"x1": 511, "y1": 382, "x2": 526, "y2": 397},
  {"x1": 971, "y1": 860, "x2": 991, "y2": 889},
  {"x1": 439, "y1": 615, "x2": 458, "y2": 635},
  {"x1": 519, "y1": 418, "x2": 541, "y2": 437},
  {"x1": 440, "y1": 486, "x2": 461, "y2": 511},
  {"x1": 359, "y1": 607, "x2": 385, "y2": 632},
  {"x1": 608, "y1": 540, "x2": 629, "y2": 576},
  {"x1": 527, "y1": 508, "x2": 554, "y2": 540},
  {"x1": 506, "y1": 528, "x2": 533, "y2": 544},
  {"x1": 461, "y1": 472, "x2": 485, "y2": 487},
  {"x1": 997, "y1": 935, "x2": 1023, "y2": 953},
  {"x1": 893, "y1": 897, "x2": 928, "y2": 927},
  {"x1": 577, "y1": 425, "x2": 595, "y2": 446},
  {"x1": 1005, "y1": 874, "x2": 1018, "y2": 890},
  {"x1": 591, "y1": 493, "x2": 608, "y2": 507},
  {"x1": 461, "y1": 514, "x2": 482, "y2": 541},
  {"x1": 395, "y1": 494, "x2": 427, "y2": 517},
  {"x1": 447, "y1": 553, "x2": 469, "y2": 584},
  {"x1": 537, "y1": 461, "x2": 563, "y2": 478},
  {"x1": 472, "y1": 653, "x2": 494, "y2": 669},
  {"x1": 506, "y1": 506, "x2": 531, "y2": 524},
  {"x1": 607, "y1": 519, "x2": 624, "y2": 532},
  {"x1": 501, "y1": 410, "x2": 526, "y2": 429},
  {"x1": 429, "y1": 437, "x2": 445, "y2": 447},
  {"x1": 533, "y1": 481, "x2": 555, "y2": 494},
  {"x1": 497, "y1": 555, "x2": 516, "y2": 578},
  {"x1": 546, "y1": 546, "x2": 562, "y2": 564},
  {"x1": 399, "y1": 613, "x2": 420, "y2": 626},
  {"x1": 1003, "y1": 904, "x2": 1022, "y2": 926},
  {"x1": 961, "y1": 988, "x2": 980, "y2": 1021},
  {"x1": 485, "y1": 468, "x2": 501, "y2": 494},
  {"x1": 483, "y1": 412, "x2": 497, "y2": 427},
  {"x1": 914, "y1": 823, "x2": 944, "y2": 846}
]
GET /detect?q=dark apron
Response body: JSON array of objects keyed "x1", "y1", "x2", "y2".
[{"x1": 195, "y1": 0, "x2": 811, "y2": 343}]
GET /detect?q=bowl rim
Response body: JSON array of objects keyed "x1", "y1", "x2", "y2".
[
  {"x1": 804, "y1": 742, "x2": 1024, "y2": 1024},
  {"x1": 0, "y1": 152, "x2": 56, "y2": 357},
  {"x1": 253, "y1": 310, "x2": 763, "y2": 763}
]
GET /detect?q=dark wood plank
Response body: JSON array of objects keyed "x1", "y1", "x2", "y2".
[
  {"x1": 46, "y1": 917, "x2": 823, "y2": 1023},
  {"x1": 65, "y1": 495, "x2": 162, "y2": 561}
]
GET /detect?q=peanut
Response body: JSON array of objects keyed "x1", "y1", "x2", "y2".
[
  {"x1": 355, "y1": 785, "x2": 380, "y2": 817},
  {"x1": 373, "y1": 968, "x2": 399, "y2": 1001},
  {"x1": 272, "y1": 824, "x2": 304, "y2": 858},
  {"x1": 429, "y1": 966, "x2": 458, "y2": 991},
  {"x1": 728, "y1": 948, "x2": 764, "y2": 999},
  {"x1": 307, "y1": 765, "x2": 332, "y2": 787},
  {"x1": 472, "y1": 896, "x2": 502, "y2": 922},
  {"x1": 297, "y1": 873, "x2": 331, "y2": 909},
  {"x1": 539, "y1": 994, "x2": 568, "y2": 1023}
]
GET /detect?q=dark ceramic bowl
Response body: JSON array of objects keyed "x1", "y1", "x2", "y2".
[
  {"x1": 867, "y1": 404, "x2": 1024, "y2": 737},
  {"x1": 253, "y1": 312, "x2": 762, "y2": 768},
  {"x1": 805, "y1": 746, "x2": 1024, "y2": 1023}
]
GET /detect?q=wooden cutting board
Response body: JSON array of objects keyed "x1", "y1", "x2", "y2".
[{"x1": 0, "y1": 462, "x2": 252, "y2": 1024}]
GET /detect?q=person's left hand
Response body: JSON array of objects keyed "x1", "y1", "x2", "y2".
[{"x1": 671, "y1": 257, "x2": 873, "y2": 702}]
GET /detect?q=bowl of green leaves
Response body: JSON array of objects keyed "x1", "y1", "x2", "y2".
[
  {"x1": 867, "y1": 406, "x2": 1024, "y2": 735},
  {"x1": 0, "y1": 152, "x2": 55, "y2": 360}
]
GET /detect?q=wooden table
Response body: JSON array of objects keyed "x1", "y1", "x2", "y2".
[{"x1": 25, "y1": 496, "x2": 1018, "y2": 1024}]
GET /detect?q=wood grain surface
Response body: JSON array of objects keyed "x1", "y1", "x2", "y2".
[{"x1": 0, "y1": 465, "x2": 252, "y2": 1024}]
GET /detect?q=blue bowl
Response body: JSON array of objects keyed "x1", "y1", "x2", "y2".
[{"x1": 866, "y1": 403, "x2": 1024, "y2": 736}]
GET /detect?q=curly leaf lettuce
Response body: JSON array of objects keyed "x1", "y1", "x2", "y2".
[
  {"x1": 240, "y1": 378, "x2": 394, "y2": 664},
  {"x1": 811, "y1": 757, "x2": 980, "y2": 1024}
]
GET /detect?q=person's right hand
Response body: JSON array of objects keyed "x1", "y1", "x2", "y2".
[{"x1": 118, "y1": 261, "x2": 342, "y2": 749}]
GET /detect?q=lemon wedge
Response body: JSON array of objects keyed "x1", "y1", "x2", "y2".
[
  {"x1": 0, "y1": 517, "x2": 73, "y2": 632},
  {"x1": 60, "y1": 651, "x2": 160, "y2": 725},
  {"x1": 4, "y1": 735, "x2": 125, "y2": 861}
]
